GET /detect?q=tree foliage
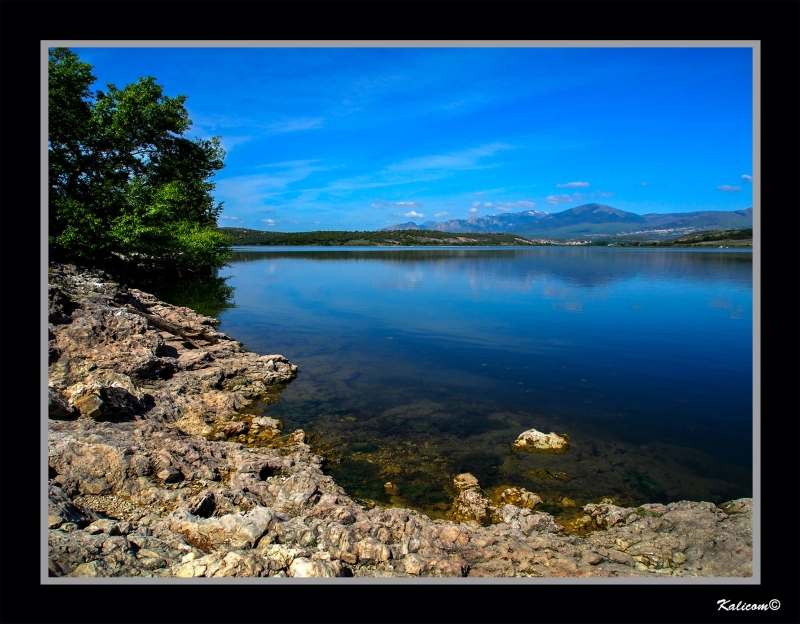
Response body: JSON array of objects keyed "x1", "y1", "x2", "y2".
[{"x1": 48, "y1": 47, "x2": 231, "y2": 273}]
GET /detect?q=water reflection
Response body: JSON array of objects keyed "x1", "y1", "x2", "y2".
[
  {"x1": 231, "y1": 247, "x2": 752, "y2": 290},
  {"x1": 165, "y1": 248, "x2": 753, "y2": 519},
  {"x1": 140, "y1": 274, "x2": 235, "y2": 318}
]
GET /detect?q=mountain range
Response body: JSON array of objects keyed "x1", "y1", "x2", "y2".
[{"x1": 380, "y1": 204, "x2": 753, "y2": 239}]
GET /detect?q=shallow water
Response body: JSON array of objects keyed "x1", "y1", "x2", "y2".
[{"x1": 172, "y1": 247, "x2": 754, "y2": 519}]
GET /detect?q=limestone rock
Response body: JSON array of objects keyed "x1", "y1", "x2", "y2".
[
  {"x1": 84, "y1": 519, "x2": 133, "y2": 536},
  {"x1": 287, "y1": 429, "x2": 307, "y2": 445},
  {"x1": 453, "y1": 472, "x2": 481, "y2": 493},
  {"x1": 177, "y1": 350, "x2": 213, "y2": 371},
  {"x1": 48, "y1": 388, "x2": 77, "y2": 420},
  {"x1": 64, "y1": 371, "x2": 145, "y2": 420},
  {"x1": 451, "y1": 489, "x2": 492, "y2": 525},
  {"x1": 584, "y1": 501, "x2": 640, "y2": 529},
  {"x1": 48, "y1": 284, "x2": 72, "y2": 323},
  {"x1": 288, "y1": 556, "x2": 342, "y2": 578},
  {"x1": 496, "y1": 486, "x2": 543, "y2": 510},
  {"x1": 519, "y1": 512, "x2": 563, "y2": 535},
  {"x1": 48, "y1": 484, "x2": 99, "y2": 529},
  {"x1": 252, "y1": 416, "x2": 282, "y2": 431},
  {"x1": 512, "y1": 428, "x2": 569, "y2": 451},
  {"x1": 273, "y1": 471, "x2": 321, "y2": 513},
  {"x1": 72, "y1": 391, "x2": 104, "y2": 420},
  {"x1": 157, "y1": 467, "x2": 183, "y2": 484},
  {"x1": 168, "y1": 506, "x2": 275, "y2": 551}
]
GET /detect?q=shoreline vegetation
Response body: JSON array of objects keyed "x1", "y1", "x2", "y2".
[
  {"x1": 219, "y1": 226, "x2": 753, "y2": 248},
  {"x1": 49, "y1": 48, "x2": 231, "y2": 282},
  {"x1": 46, "y1": 263, "x2": 753, "y2": 578}
]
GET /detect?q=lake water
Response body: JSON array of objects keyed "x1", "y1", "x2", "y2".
[{"x1": 171, "y1": 247, "x2": 754, "y2": 520}]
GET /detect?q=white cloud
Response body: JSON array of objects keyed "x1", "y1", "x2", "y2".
[
  {"x1": 639, "y1": 182, "x2": 648, "y2": 187},
  {"x1": 386, "y1": 142, "x2": 511, "y2": 173},
  {"x1": 216, "y1": 160, "x2": 327, "y2": 209},
  {"x1": 441, "y1": 99, "x2": 469, "y2": 110},
  {"x1": 395, "y1": 210, "x2": 425, "y2": 218},
  {"x1": 717, "y1": 185, "x2": 742, "y2": 193},
  {"x1": 594, "y1": 190, "x2": 614, "y2": 198},
  {"x1": 483, "y1": 202, "x2": 493, "y2": 207},
  {"x1": 218, "y1": 135, "x2": 253, "y2": 153},
  {"x1": 556, "y1": 181, "x2": 590, "y2": 189},
  {"x1": 471, "y1": 201, "x2": 481, "y2": 208},
  {"x1": 741, "y1": 174, "x2": 753, "y2": 184},
  {"x1": 546, "y1": 194, "x2": 575, "y2": 206},
  {"x1": 312, "y1": 144, "x2": 510, "y2": 196},
  {"x1": 469, "y1": 207, "x2": 480, "y2": 214},
  {"x1": 266, "y1": 117, "x2": 324, "y2": 133},
  {"x1": 372, "y1": 200, "x2": 422, "y2": 209},
  {"x1": 261, "y1": 218, "x2": 299, "y2": 227},
  {"x1": 320, "y1": 175, "x2": 397, "y2": 193},
  {"x1": 218, "y1": 215, "x2": 245, "y2": 224},
  {"x1": 434, "y1": 212, "x2": 449, "y2": 217},
  {"x1": 496, "y1": 200, "x2": 536, "y2": 210},
  {"x1": 192, "y1": 113, "x2": 325, "y2": 137},
  {"x1": 257, "y1": 159, "x2": 325, "y2": 171}
]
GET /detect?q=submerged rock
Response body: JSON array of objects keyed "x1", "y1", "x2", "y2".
[
  {"x1": 448, "y1": 475, "x2": 560, "y2": 534},
  {"x1": 512, "y1": 428, "x2": 569, "y2": 451},
  {"x1": 495, "y1": 486, "x2": 543, "y2": 510},
  {"x1": 453, "y1": 472, "x2": 481, "y2": 493},
  {"x1": 451, "y1": 489, "x2": 493, "y2": 525}
]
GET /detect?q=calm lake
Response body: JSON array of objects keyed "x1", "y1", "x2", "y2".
[{"x1": 165, "y1": 247, "x2": 754, "y2": 520}]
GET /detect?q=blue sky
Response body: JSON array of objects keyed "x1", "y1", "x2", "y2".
[{"x1": 67, "y1": 45, "x2": 754, "y2": 231}]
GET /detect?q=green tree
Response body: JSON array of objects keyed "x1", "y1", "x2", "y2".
[{"x1": 48, "y1": 47, "x2": 231, "y2": 274}]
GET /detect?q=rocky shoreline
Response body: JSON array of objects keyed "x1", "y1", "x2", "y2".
[{"x1": 47, "y1": 263, "x2": 753, "y2": 578}]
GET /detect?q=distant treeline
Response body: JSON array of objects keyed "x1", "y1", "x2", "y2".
[
  {"x1": 218, "y1": 227, "x2": 753, "y2": 248},
  {"x1": 218, "y1": 228, "x2": 540, "y2": 246},
  {"x1": 640, "y1": 228, "x2": 752, "y2": 247},
  {"x1": 670, "y1": 228, "x2": 753, "y2": 243},
  {"x1": 587, "y1": 228, "x2": 753, "y2": 247}
]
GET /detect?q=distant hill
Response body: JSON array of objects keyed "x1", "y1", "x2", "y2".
[
  {"x1": 668, "y1": 228, "x2": 752, "y2": 245},
  {"x1": 377, "y1": 209, "x2": 549, "y2": 234},
  {"x1": 218, "y1": 228, "x2": 546, "y2": 247},
  {"x1": 381, "y1": 222, "x2": 426, "y2": 231},
  {"x1": 641, "y1": 207, "x2": 752, "y2": 230},
  {"x1": 536, "y1": 204, "x2": 645, "y2": 227},
  {"x1": 380, "y1": 204, "x2": 753, "y2": 239}
]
